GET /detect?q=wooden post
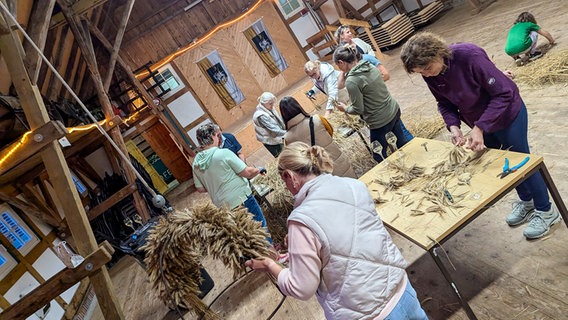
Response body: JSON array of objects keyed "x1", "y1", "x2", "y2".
[
  {"x1": 339, "y1": 0, "x2": 364, "y2": 20},
  {"x1": 332, "y1": 0, "x2": 347, "y2": 19},
  {"x1": 86, "y1": 20, "x2": 196, "y2": 157},
  {"x1": 56, "y1": 0, "x2": 151, "y2": 221},
  {"x1": 0, "y1": 3, "x2": 124, "y2": 319},
  {"x1": 103, "y1": 0, "x2": 136, "y2": 90}
]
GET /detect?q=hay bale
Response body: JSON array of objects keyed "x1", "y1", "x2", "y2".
[{"x1": 515, "y1": 48, "x2": 568, "y2": 86}]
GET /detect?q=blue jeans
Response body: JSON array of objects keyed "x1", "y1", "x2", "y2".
[
  {"x1": 401, "y1": 120, "x2": 414, "y2": 142},
  {"x1": 483, "y1": 102, "x2": 551, "y2": 211},
  {"x1": 370, "y1": 110, "x2": 410, "y2": 163},
  {"x1": 384, "y1": 280, "x2": 428, "y2": 320},
  {"x1": 243, "y1": 195, "x2": 273, "y2": 244}
]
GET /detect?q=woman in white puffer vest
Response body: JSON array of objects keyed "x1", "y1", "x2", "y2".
[{"x1": 245, "y1": 142, "x2": 428, "y2": 319}]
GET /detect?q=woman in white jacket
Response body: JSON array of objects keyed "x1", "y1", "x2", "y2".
[
  {"x1": 246, "y1": 142, "x2": 427, "y2": 320},
  {"x1": 304, "y1": 60, "x2": 349, "y2": 117}
]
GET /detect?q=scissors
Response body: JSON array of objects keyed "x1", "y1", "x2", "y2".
[{"x1": 497, "y1": 156, "x2": 530, "y2": 179}]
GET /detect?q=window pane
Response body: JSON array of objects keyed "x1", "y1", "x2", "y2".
[
  {"x1": 290, "y1": 0, "x2": 300, "y2": 11},
  {"x1": 0, "y1": 205, "x2": 39, "y2": 255}
]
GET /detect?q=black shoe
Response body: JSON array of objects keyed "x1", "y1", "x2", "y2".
[{"x1": 529, "y1": 51, "x2": 543, "y2": 61}]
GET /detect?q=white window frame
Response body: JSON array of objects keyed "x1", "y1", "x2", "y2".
[
  {"x1": 146, "y1": 64, "x2": 185, "y2": 100},
  {"x1": 276, "y1": 0, "x2": 305, "y2": 19}
]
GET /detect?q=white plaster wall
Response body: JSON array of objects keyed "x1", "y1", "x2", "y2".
[
  {"x1": 289, "y1": 14, "x2": 319, "y2": 47},
  {"x1": 85, "y1": 147, "x2": 115, "y2": 179},
  {"x1": 3, "y1": 244, "x2": 79, "y2": 320},
  {"x1": 4, "y1": 272, "x2": 65, "y2": 320},
  {"x1": 168, "y1": 91, "x2": 205, "y2": 128}
]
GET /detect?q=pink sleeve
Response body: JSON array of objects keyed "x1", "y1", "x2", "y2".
[{"x1": 277, "y1": 221, "x2": 322, "y2": 300}]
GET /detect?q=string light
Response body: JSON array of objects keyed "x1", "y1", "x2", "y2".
[
  {"x1": 0, "y1": 132, "x2": 31, "y2": 168},
  {"x1": 136, "y1": 0, "x2": 266, "y2": 78},
  {"x1": 67, "y1": 119, "x2": 108, "y2": 133},
  {"x1": 0, "y1": 119, "x2": 111, "y2": 168}
]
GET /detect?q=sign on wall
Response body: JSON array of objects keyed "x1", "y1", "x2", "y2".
[
  {"x1": 243, "y1": 19, "x2": 289, "y2": 77},
  {"x1": 196, "y1": 50, "x2": 245, "y2": 110}
]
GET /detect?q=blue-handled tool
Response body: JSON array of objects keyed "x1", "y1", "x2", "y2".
[{"x1": 497, "y1": 156, "x2": 530, "y2": 179}]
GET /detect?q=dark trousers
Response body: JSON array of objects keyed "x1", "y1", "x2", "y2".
[
  {"x1": 484, "y1": 102, "x2": 551, "y2": 211},
  {"x1": 264, "y1": 143, "x2": 283, "y2": 158}
]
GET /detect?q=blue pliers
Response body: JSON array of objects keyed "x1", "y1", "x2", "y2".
[{"x1": 497, "y1": 156, "x2": 530, "y2": 179}]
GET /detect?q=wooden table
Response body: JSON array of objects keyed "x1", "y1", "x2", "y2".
[{"x1": 359, "y1": 138, "x2": 568, "y2": 319}]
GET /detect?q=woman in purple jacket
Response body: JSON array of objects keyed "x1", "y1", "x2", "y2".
[{"x1": 399, "y1": 32, "x2": 560, "y2": 240}]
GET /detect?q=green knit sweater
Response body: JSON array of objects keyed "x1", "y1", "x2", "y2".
[{"x1": 345, "y1": 60, "x2": 399, "y2": 129}]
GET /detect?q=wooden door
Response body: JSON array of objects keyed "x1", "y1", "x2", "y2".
[{"x1": 142, "y1": 121, "x2": 192, "y2": 182}]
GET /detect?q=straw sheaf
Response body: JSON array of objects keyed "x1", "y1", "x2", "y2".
[{"x1": 141, "y1": 203, "x2": 271, "y2": 318}]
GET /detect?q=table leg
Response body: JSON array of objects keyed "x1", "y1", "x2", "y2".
[
  {"x1": 356, "y1": 129, "x2": 373, "y2": 155},
  {"x1": 429, "y1": 246, "x2": 478, "y2": 320},
  {"x1": 538, "y1": 163, "x2": 568, "y2": 228}
]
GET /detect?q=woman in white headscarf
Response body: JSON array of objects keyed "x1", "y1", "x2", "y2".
[{"x1": 253, "y1": 92, "x2": 286, "y2": 157}]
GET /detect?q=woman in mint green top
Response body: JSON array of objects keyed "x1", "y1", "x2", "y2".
[{"x1": 504, "y1": 12, "x2": 554, "y2": 64}]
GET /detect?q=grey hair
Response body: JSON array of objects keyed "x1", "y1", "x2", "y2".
[
  {"x1": 196, "y1": 123, "x2": 220, "y2": 147},
  {"x1": 304, "y1": 60, "x2": 321, "y2": 73},
  {"x1": 258, "y1": 92, "x2": 276, "y2": 105}
]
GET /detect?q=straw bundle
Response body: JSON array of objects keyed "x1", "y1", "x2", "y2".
[
  {"x1": 326, "y1": 112, "x2": 375, "y2": 176},
  {"x1": 402, "y1": 114, "x2": 446, "y2": 139},
  {"x1": 327, "y1": 112, "x2": 365, "y2": 131},
  {"x1": 142, "y1": 203, "x2": 271, "y2": 318},
  {"x1": 254, "y1": 162, "x2": 294, "y2": 246},
  {"x1": 515, "y1": 48, "x2": 568, "y2": 86},
  {"x1": 333, "y1": 132, "x2": 377, "y2": 176}
]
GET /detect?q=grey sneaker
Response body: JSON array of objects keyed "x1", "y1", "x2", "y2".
[
  {"x1": 523, "y1": 207, "x2": 561, "y2": 239},
  {"x1": 506, "y1": 200, "x2": 535, "y2": 226}
]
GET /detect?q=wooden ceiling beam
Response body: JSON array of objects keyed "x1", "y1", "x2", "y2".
[
  {"x1": 50, "y1": 0, "x2": 108, "y2": 29},
  {"x1": 332, "y1": 0, "x2": 346, "y2": 18},
  {"x1": 310, "y1": 0, "x2": 328, "y2": 11},
  {"x1": 340, "y1": 0, "x2": 364, "y2": 20},
  {"x1": 0, "y1": 121, "x2": 67, "y2": 176},
  {"x1": 56, "y1": 0, "x2": 151, "y2": 225},
  {"x1": 22, "y1": 0, "x2": 56, "y2": 84},
  {"x1": 0, "y1": 191, "x2": 62, "y2": 229},
  {"x1": 103, "y1": 0, "x2": 136, "y2": 90}
]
